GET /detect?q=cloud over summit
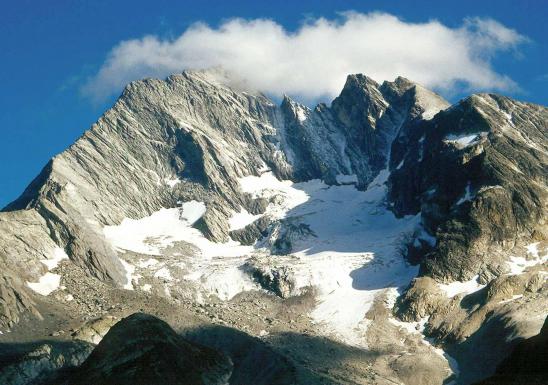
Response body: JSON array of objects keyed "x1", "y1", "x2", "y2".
[{"x1": 83, "y1": 12, "x2": 527, "y2": 102}]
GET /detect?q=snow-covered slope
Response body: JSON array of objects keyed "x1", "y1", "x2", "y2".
[{"x1": 102, "y1": 167, "x2": 425, "y2": 348}]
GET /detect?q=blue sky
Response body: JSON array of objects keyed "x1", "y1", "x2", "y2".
[{"x1": 1, "y1": 0, "x2": 546, "y2": 207}]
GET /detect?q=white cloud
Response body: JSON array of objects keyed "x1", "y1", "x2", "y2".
[{"x1": 83, "y1": 12, "x2": 527, "y2": 103}]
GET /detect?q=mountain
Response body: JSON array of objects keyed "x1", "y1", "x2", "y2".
[{"x1": 0, "y1": 68, "x2": 546, "y2": 385}]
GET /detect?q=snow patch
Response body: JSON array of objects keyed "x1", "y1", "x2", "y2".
[
  {"x1": 142, "y1": 284, "x2": 152, "y2": 292},
  {"x1": 105, "y1": 208, "x2": 254, "y2": 257},
  {"x1": 119, "y1": 259, "x2": 136, "y2": 290},
  {"x1": 27, "y1": 273, "x2": 62, "y2": 296},
  {"x1": 445, "y1": 132, "x2": 486, "y2": 148},
  {"x1": 438, "y1": 275, "x2": 485, "y2": 298},
  {"x1": 104, "y1": 202, "x2": 258, "y2": 300},
  {"x1": 27, "y1": 246, "x2": 69, "y2": 296},
  {"x1": 507, "y1": 243, "x2": 548, "y2": 275},
  {"x1": 386, "y1": 288, "x2": 428, "y2": 335},
  {"x1": 137, "y1": 258, "x2": 159, "y2": 268},
  {"x1": 180, "y1": 200, "x2": 206, "y2": 224},
  {"x1": 499, "y1": 294, "x2": 523, "y2": 304},
  {"x1": 418, "y1": 135, "x2": 425, "y2": 162},
  {"x1": 526, "y1": 242, "x2": 540, "y2": 258},
  {"x1": 154, "y1": 267, "x2": 173, "y2": 281},
  {"x1": 415, "y1": 85, "x2": 450, "y2": 120},
  {"x1": 40, "y1": 247, "x2": 69, "y2": 270},
  {"x1": 164, "y1": 177, "x2": 181, "y2": 188},
  {"x1": 414, "y1": 225, "x2": 437, "y2": 248},
  {"x1": 296, "y1": 105, "x2": 309, "y2": 122},
  {"x1": 502, "y1": 110, "x2": 515, "y2": 127},
  {"x1": 429, "y1": 341, "x2": 460, "y2": 379},
  {"x1": 104, "y1": 202, "x2": 209, "y2": 256},
  {"x1": 456, "y1": 182, "x2": 474, "y2": 205},
  {"x1": 229, "y1": 208, "x2": 261, "y2": 231}
]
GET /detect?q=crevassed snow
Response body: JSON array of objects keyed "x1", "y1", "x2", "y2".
[
  {"x1": 254, "y1": 169, "x2": 421, "y2": 346},
  {"x1": 229, "y1": 208, "x2": 261, "y2": 231},
  {"x1": 238, "y1": 168, "x2": 423, "y2": 346},
  {"x1": 438, "y1": 275, "x2": 485, "y2": 298},
  {"x1": 27, "y1": 273, "x2": 62, "y2": 296}
]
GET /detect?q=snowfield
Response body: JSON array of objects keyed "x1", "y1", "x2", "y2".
[{"x1": 103, "y1": 169, "x2": 425, "y2": 347}]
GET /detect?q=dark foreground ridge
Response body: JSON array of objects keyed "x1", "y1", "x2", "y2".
[{"x1": 52, "y1": 313, "x2": 232, "y2": 385}]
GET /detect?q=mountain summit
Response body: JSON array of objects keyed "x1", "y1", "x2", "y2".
[{"x1": 0, "y1": 69, "x2": 546, "y2": 385}]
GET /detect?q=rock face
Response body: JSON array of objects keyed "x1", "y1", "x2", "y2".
[
  {"x1": 474, "y1": 316, "x2": 548, "y2": 384},
  {"x1": 56, "y1": 313, "x2": 232, "y2": 385},
  {"x1": 0, "y1": 341, "x2": 94, "y2": 385},
  {"x1": 0, "y1": 68, "x2": 546, "y2": 384},
  {"x1": 388, "y1": 93, "x2": 547, "y2": 283}
]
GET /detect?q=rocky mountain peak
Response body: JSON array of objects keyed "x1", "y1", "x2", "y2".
[{"x1": 331, "y1": 74, "x2": 387, "y2": 129}]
